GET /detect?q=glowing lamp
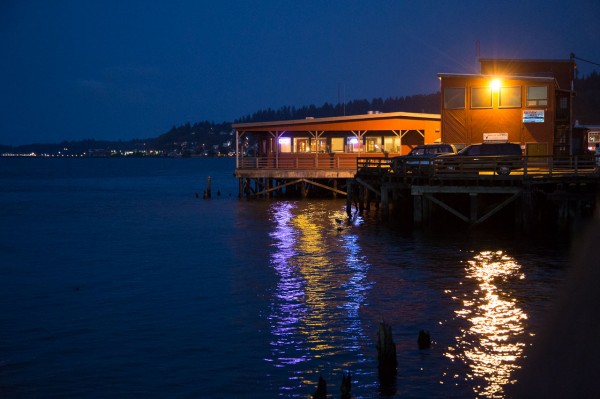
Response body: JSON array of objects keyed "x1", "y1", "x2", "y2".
[{"x1": 491, "y1": 79, "x2": 501, "y2": 92}]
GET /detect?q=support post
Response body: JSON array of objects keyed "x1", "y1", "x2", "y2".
[
  {"x1": 333, "y1": 179, "x2": 338, "y2": 199},
  {"x1": 469, "y1": 193, "x2": 478, "y2": 224},
  {"x1": 413, "y1": 194, "x2": 423, "y2": 226},
  {"x1": 359, "y1": 185, "x2": 365, "y2": 212},
  {"x1": 381, "y1": 183, "x2": 389, "y2": 218},
  {"x1": 346, "y1": 179, "x2": 353, "y2": 217}
]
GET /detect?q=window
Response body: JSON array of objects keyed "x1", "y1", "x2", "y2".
[
  {"x1": 499, "y1": 86, "x2": 521, "y2": 108},
  {"x1": 310, "y1": 138, "x2": 326, "y2": 153},
  {"x1": 278, "y1": 137, "x2": 291, "y2": 153},
  {"x1": 383, "y1": 136, "x2": 399, "y2": 153},
  {"x1": 365, "y1": 137, "x2": 382, "y2": 153},
  {"x1": 444, "y1": 87, "x2": 465, "y2": 109},
  {"x1": 527, "y1": 86, "x2": 548, "y2": 106},
  {"x1": 330, "y1": 137, "x2": 344, "y2": 152},
  {"x1": 346, "y1": 137, "x2": 361, "y2": 152},
  {"x1": 471, "y1": 87, "x2": 492, "y2": 108},
  {"x1": 294, "y1": 138, "x2": 309, "y2": 152}
]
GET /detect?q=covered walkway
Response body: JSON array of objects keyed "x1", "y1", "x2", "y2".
[{"x1": 233, "y1": 111, "x2": 441, "y2": 197}]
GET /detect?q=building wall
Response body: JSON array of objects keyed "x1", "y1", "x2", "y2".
[{"x1": 440, "y1": 75, "x2": 556, "y2": 154}]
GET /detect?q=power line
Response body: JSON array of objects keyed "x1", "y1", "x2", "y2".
[{"x1": 571, "y1": 53, "x2": 600, "y2": 67}]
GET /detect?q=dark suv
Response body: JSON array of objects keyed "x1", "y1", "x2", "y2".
[
  {"x1": 435, "y1": 142, "x2": 523, "y2": 175},
  {"x1": 391, "y1": 143, "x2": 457, "y2": 173}
]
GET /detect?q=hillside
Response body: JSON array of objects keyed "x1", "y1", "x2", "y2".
[{"x1": 2, "y1": 72, "x2": 599, "y2": 156}]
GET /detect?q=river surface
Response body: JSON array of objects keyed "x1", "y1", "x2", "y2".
[{"x1": 0, "y1": 157, "x2": 572, "y2": 398}]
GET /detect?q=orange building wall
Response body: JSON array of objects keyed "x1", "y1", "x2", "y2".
[{"x1": 440, "y1": 75, "x2": 556, "y2": 153}]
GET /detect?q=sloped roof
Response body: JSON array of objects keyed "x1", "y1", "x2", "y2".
[{"x1": 233, "y1": 111, "x2": 440, "y2": 133}]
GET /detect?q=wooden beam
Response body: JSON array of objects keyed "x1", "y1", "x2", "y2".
[
  {"x1": 355, "y1": 177, "x2": 380, "y2": 196},
  {"x1": 254, "y1": 179, "x2": 303, "y2": 196},
  {"x1": 424, "y1": 193, "x2": 470, "y2": 223},
  {"x1": 475, "y1": 192, "x2": 521, "y2": 224},
  {"x1": 300, "y1": 179, "x2": 347, "y2": 196}
]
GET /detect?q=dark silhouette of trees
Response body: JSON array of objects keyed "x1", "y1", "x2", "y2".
[
  {"x1": 4, "y1": 73, "x2": 599, "y2": 154},
  {"x1": 234, "y1": 93, "x2": 441, "y2": 124},
  {"x1": 574, "y1": 71, "x2": 600, "y2": 124}
]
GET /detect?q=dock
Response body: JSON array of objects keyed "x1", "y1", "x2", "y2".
[{"x1": 351, "y1": 155, "x2": 599, "y2": 229}]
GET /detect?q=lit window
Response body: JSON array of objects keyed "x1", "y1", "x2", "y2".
[
  {"x1": 527, "y1": 86, "x2": 548, "y2": 107},
  {"x1": 471, "y1": 87, "x2": 492, "y2": 108},
  {"x1": 310, "y1": 138, "x2": 327, "y2": 153},
  {"x1": 499, "y1": 86, "x2": 521, "y2": 108},
  {"x1": 294, "y1": 138, "x2": 309, "y2": 153},
  {"x1": 278, "y1": 137, "x2": 291, "y2": 153},
  {"x1": 330, "y1": 137, "x2": 344, "y2": 152},
  {"x1": 366, "y1": 137, "x2": 382, "y2": 153},
  {"x1": 444, "y1": 87, "x2": 465, "y2": 109},
  {"x1": 347, "y1": 137, "x2": 361, "y2": 152}
]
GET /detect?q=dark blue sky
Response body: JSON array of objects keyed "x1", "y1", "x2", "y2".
[{"x1": 2, "y1": 0, "x2": 599, "y2": 145}]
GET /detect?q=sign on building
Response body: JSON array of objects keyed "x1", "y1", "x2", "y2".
[
  {"x1": 483, "y1": 132, "x2": 508, "y2": 143},
  {"x1": 523, "y1": 110, "x2": 545, "y2": 123}
]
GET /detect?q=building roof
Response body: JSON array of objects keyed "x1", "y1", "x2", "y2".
[
  {"x1": 478, "y1": 58, "x2": 575, "y2": 65},
  {"x1": 233, "y1": 111, "x2": 441, "y2": 132},
  {"x1": 437, "y1": 72, "x2": 558, "y2": 85},
  {"x1": 478, "y1": 58, "x2": 575, "y2": 89}
]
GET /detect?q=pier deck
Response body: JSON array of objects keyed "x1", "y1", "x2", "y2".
[{"x1": 351, "y1": 155, "x2": 599, "y2": 228}]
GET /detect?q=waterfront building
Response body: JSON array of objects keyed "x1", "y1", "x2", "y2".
[
  {"x1": 233, "y1": 112, "x2": 441, "y2": 197},
  {"x1": 439, "y1": 58, "x2": 577, "y2": 156}
]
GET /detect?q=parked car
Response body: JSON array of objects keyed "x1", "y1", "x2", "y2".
[
  {"x1": 435, "y1": 142, "x2": 523, "y2": 175},
  {"x1": 391, "y1": 143, "x2": 457, "y2": 173}
]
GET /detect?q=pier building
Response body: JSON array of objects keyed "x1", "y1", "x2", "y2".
[{"x1": 233, "y1": 111, "x2": 441, "y2": 198}]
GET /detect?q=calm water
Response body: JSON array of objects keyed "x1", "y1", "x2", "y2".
[{"x1": 0, "y1": 157, "x2": 570, "y2": 398}]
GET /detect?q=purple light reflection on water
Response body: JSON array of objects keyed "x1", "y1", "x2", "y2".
[
  {"x1": 265, "y1": 202, "x2": 376, "y2": 395},
  {"x1": 267, "y1": 201, "x2": 309, "y2": 369}
]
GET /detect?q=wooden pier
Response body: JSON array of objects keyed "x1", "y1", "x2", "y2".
[{"x1": 351, "y1": 155, "x2": 599, "y2": 229}]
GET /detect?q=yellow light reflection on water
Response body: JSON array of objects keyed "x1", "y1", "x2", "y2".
[{"x1": 445, "y1": 250, "x2": 528, "y2": 398}]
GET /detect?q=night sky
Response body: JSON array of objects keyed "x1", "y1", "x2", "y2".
[{"x1": 2, "y1": 0, "x2": 599, "y2": 146}]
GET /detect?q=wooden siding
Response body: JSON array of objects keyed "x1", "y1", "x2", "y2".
[{"x1": 440, "y1": 75, "x2": 556, "y2": 153}]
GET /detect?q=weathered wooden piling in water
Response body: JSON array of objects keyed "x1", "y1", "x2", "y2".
[
  {"x1": 340, "y1": 372, "x2": 351, "y2": 399},
  {"x1": 312, "y1": 375, "x2": 327, "y2": 399},
  {"x1": 418, "y1": 329, "x2": 431, "y2": 349},
  {"x1": 376, "y1": 321, "x2": 397, "y2": 378}
]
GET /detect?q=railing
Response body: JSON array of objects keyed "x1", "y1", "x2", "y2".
[
  {"x1": 358, "y1": 154, "x2": 599, "y2": 178},
  {"x1": 356, "y1": 157, "x2": 393, "y2": 170},
  {"x1": 238, "y1": 154, "x2": 380, "y2": 170},
  {"x1": 237, "y1": 153, "x2": 599, "y2": 178}
]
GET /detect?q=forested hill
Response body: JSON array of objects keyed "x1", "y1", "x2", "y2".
[
  {"x1": 234, "y1": 93, "x2": 440, "y2": 123},
  {"x1": 233, "y1": 71, "x2": 599, "y2": 124},
  {"x1": 2, "y1": 72, "x2": 598, "y2": 155},
  {"x1": 574, "y1": 70, "x2": 600, "y2": 124}
]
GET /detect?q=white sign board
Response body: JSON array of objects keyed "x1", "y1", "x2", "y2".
[
  {"x1": 523, "y1": 110, "x2": 545, "y2": 123},
  {"x1": 483, "y1": 132, "x2": 508, "y2": 143}
]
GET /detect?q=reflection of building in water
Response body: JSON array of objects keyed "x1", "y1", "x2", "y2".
[
  {"x1": 445, "y1": 251, "x2": 528, "y2": 398},
  {"x1": 266, "y1": 201, "x2": 371, "y2": 388}
]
